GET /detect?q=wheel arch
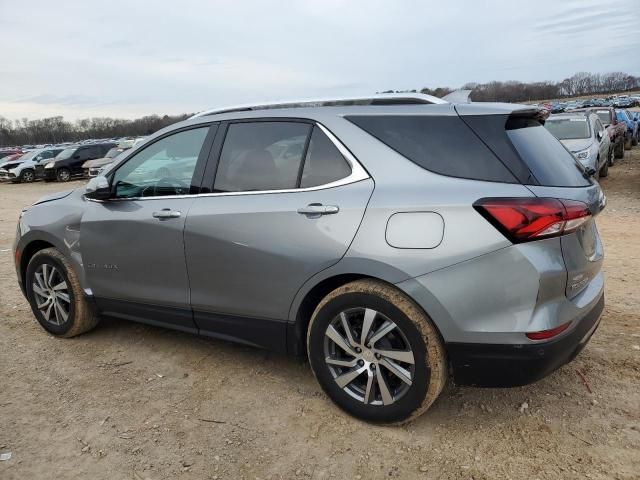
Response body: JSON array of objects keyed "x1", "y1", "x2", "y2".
[
  {"x1": 286, "y1": 269, "x2": 447, "y2": 357},
  {"x1": 287, "y1": 273, "x2": 372, "y2": 355},
  {"x1": 19, "y1": 239, "x2": 56, "y2": 290}
]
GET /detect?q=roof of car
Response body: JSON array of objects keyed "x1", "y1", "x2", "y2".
[{"x1": 189, "y1": 93, "x2": 537, "y2": 121}]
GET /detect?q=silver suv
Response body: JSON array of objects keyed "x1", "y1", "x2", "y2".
[{"x1": 13, "y1": 94, "x2": 605, "y2": 423}]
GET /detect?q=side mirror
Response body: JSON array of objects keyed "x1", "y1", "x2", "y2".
[
  {"x1": 85, "y1": 176, "x2": 111, "y2": 200},
  {"x1": 596, "y1": 131, "x2": 602, "y2": 141}
]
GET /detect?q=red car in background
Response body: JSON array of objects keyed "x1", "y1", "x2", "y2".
[{"x1": 0, "y1": 149, "x2": 23, "y2": 160}]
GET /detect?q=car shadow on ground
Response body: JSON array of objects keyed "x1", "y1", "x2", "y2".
[{"x1": 80, "y1": 314, "x2": 599, "y2": 431}]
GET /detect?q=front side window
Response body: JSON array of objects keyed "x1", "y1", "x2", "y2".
[
  {"x1": 214, "y1": 122, "x2": 311, "y2": 192},
  {"x1": 112, "y1": 127, "x2": 209, "y2": 198}
]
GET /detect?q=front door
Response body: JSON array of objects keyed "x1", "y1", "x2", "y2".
[
  {"x1": 184, "y1": 120, "x2": 373, "y2": 350},
  {"x1": 80, "y1": 125, "x2": 215, "y2": 331}
]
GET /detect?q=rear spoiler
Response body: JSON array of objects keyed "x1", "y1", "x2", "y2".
[{"x1": 454, "y1": 103, "x2": 550, "y2": 124}]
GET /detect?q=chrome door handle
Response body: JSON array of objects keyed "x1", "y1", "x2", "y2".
[
  {"x1": 297, "y1": 204, "x2": 340, "y2": 216},
  {"x1": 152, "y1": 209, "x2": 181, "y2": 219}
]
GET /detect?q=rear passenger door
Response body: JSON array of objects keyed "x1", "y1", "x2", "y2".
[{"x1": 184, "y1": 120, "x2": 373, "y2": 351}]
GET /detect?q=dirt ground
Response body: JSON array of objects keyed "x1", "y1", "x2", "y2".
[{"x1": 1, "y1": 150, "x2": 639, "y2": 480}]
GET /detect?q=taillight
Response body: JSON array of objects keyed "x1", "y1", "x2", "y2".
[{"x1": 474, "y1": 197, "x2": 591, "y2": 243}]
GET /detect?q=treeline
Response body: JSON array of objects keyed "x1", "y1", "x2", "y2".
[
  {"x1": 3, "y1": 71, "x2": 639, "y2": 147},
  {"x1": 0, "y1": 113, "x2": 191, "y2": 147},
  {"x1": 383, "y1": 71, "x2": 640, "y2": 103}
]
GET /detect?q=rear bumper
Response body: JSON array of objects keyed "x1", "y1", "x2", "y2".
[{"x1": 446, "y1": 292, "x2": 604, "y2": 387}]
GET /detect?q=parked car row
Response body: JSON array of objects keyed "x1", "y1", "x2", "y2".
[
  {"x1": 0, "y1": 137, "x2": 145, "y2": 183},
  {"x1": 543, "y1": 106, "x2": 640, "y2": 178},
  {"x1": 538, "y1": 94, "x2": 640, "y2": 113}
]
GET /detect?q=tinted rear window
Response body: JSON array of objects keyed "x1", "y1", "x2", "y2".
[
  {"x1": 506, "y1": 117, "x2": 590, "y2": 187},
  {"x1": 462, "y1": 114, "x2": 591, "y2": 187},
  {"x1": 346, "y1": 115, "x2": 517, "y2": 183}
]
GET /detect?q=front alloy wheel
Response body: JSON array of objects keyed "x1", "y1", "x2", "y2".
[
  {"x1": 307, "y1": 279, "x2": 447, "y2": 424},
  {"x1": 56, "y1": 168, "x2": 71, "y2": 182},
  {"x1": 25, "y1": 248, "x2": 98, "y2": 337},
  {"x1": 31, "y1": 263, "x2": 71, "y2": 326},
  {"x1": 20, "y1": 169, "x2": 35, "y2": 183}
]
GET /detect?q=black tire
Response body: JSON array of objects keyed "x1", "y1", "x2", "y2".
[
  {"x1": 614, "y1": 138, "x2": 625, "y2": 159},
  {"x1": 599, "y1": 157, "x2": 608, "y2": 178},
  {"x1": 634, "y1": 132, "x2": 639, "y2": 147},
  {"x1": 624, "y1": 136, "x2": 632, "y2": 150},
  {"x1": 607, "y1": 146, "x2": 614, "y2": 167},
  {"x1": 25, "y1": 248, "x2": 98, "y2": 337},
  {"x1": 20, "y1": 168, "x2": 35, "y2": 183},
  {"x1": 56, "y1": 168, "x2": 71, "y2": 182},
  {"x1": 307, "y1": 279, "x2": 447, "y2": 424}
]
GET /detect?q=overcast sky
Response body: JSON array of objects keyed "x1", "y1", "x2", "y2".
[{"x1": 1, "y1": 0, "x2": 638, "y2": 120}]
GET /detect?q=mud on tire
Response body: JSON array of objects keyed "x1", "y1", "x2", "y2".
[
  {"x1": 25, "y1": 248, "x2": 98, "y2": 337},
  {"x1": 306, "y1": 279, "x2": 447, "y2": 424}
]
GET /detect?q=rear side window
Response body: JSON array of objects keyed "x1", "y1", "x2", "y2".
[
  {"x1": 346, "y1": 115, "x2": 517, "y2": 183},
  {"x1": 506, "y1": 117, "x2": 590, "y2": 187},
  {"x1": 301, "y1": 127, "x2": 351, "y2": 188},
  {"x1": 214, "y1": 122, "x2": 311, "y2": 192}
]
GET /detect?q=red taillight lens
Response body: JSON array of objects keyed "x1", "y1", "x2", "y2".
[
  {"x1": 526, "y1": 321, "x2": 572, "y2": 340},
  {"x1": 474, "y1": 197, "x2": 591, "y2": 243},
  {"x1": 561, "y1": 199, "x2": 592, "y2": 233}
]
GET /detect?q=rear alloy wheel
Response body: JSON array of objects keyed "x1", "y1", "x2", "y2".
[
  {"x1": 20, "y1": 169, "x2": 35, "y2": 183},
  {"x1": 25, "y1": 248, "x2": 98, "y2": 337},
  {"x1": 56, "y1": 168, "x2": 71, "y2": 182},
  {"x1": 307, "y1": 279, "x2": 447, "y2": 424}
]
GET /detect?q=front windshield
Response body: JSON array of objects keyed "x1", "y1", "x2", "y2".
[
  {"x1": 545, "y1": 118, "x2": 590, "y2": 140},
  {"x1": 17, "y1": 150, "x2": 41, "y2": 161},
  {"x1": 105, "y1": 147, "x2": 124, "y2": 158},
  {"x1": 56, "y1": 148, "x2": 77, "y2": 160}
]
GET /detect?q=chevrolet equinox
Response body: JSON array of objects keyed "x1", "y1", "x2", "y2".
[{"x1": 13, "y1": 94, "x2": 605, "y2": 423}]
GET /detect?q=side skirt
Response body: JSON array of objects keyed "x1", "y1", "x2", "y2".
[{"x1": 94, "y1": 297, "x2": 288, "y2": 353}]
